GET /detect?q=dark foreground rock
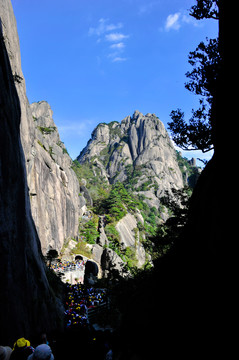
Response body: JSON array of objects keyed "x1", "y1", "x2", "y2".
[{"x1": 0, "y1": 0, "x2": 63, "y2": 344}]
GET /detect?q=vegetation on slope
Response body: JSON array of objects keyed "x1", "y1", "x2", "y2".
[{"x1": 71, "y1": 153, "x2": 196, "y2": 270}]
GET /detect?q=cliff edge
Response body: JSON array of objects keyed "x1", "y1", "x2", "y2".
[{"x1": 0, "y1": 0, "x2": 63, "y2": 343}]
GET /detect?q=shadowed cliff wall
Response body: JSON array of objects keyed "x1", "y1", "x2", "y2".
[{"x1": 0, "y1": 7, "x2": 63, "y2": 344}]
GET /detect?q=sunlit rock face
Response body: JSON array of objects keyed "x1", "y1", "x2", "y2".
[
  {"x1": 78, "y1": 110, "x2": 184, "y2": 209},
  {"x1": 25, "y1": 100, "x2": 83, "y2": 254}
]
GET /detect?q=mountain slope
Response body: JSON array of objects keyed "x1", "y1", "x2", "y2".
[
  {"x1": 77, "y1": 110, "x2": 184, "y2": 210},
  {"x1": 72, "y1": 111, "x2": 199, "y2": 275}
]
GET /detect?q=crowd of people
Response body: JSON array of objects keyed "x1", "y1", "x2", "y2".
[
  {"x1": 65, "y1": 284, "x2": 107, "y2": 329},
  {"x1": 0, "y1": 284, "x2": 112, "y2": 360},
  {"x1": 0, "y1": 260, "x2": 114, "y2": 360},
  {"x1": 0, "y1": 337, "x2": 54, "y2": 360},
  {"x1": 50, "y1": 259, "x2": 85, "y2": 274}
]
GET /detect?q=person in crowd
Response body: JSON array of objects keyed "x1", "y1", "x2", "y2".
[
  {"x1": 10, "y1": 338, "x2": 34, "y2": 360},
  {"x1": 0, "y1": 345, "x2": 12, "y2": 360},
  {"x1": 27, "y1": 344, "x2": 54, "y2": 360},
  {"x1": 64, "y1": 283, "x2": 107, "y2": 329},
  {"x1": 39, "y1": 335, "x2": 49, "y2": 346}
]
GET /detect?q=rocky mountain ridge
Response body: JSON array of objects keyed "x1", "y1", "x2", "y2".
[
  {"x1": 77, "y1": 111, "x2": 184, "y2": 210},
  {"x1": 70, "y1": 116, "x2": 199, "y2": 277}
]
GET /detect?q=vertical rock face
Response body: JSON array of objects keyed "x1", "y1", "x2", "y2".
[
  {"x1": 0, "y1": 0, "x2": 82, "y2": 255},
  {"x1": 116, "y1": 213, "x2": 146, "y2": 267},
  {"x1": 0, "y1": 0, "x2": 63, "y2": 344},
  {"x1": 26, "y1": 101, "x2": 82, "y2": 254}
]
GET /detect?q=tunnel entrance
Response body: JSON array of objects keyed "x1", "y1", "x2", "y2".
[{"x1": 75, "y1": 255, "x2": 83, "y2": 261}]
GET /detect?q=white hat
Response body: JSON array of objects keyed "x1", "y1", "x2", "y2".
[{"x1": 27, "y1": 344, "x2": 54, "y2": 360}]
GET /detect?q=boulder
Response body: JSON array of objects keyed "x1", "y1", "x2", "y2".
[{"x1": 101, "y1": 248, "x2": 127, "y2": 277}]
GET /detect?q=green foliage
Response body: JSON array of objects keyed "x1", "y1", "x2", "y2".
[
  {"x1": 48, "y1": 146, "x2": 54, "y2": 156},
  {"x1": 104, "y1": 222, "x2": 138, "y2": 270},
  {"x1": 138, "y1": 202, "x2": 160, "y2": 238},
  {"x1": 105, "y1": 224, "x2": 120, "y2": 240},
  {"x1": 125, "y1": 164, "x2": 145, "y2": 188},
  {"x1": 99, "y1": 145, "x2": 112, "y2": 167},
  {"x1": 72, "y1": 160, "x2": 110, "y2": 202},
  {"x1": 108, "y1": 122, "x2": 121, "y2": 137},
  {"x1": 189, "y1": 0, "x2": 219, "y2": 20},
  {"x1": 147, "y1": 187, "x2": 191, "y2": 260},
  {"x1": 45, "y1": 249, "x2": 58, "y2": 268},
  {"x1": 62, "y1": 147, "x2": 69, "y2": 155},
  {"x1": 79, "y1": 216, "x2": 99, "y2": 244},
  {"x1": 124, "y1": 246, "x2": 138, "y2": 269},
  {"x1": 72, "y1": 159, "x2": 192, "y2": 273},
  {"x1": 72, "y1": 160, "x2": 95, "y2": 184},
  {"x1": 104, "y1": 182, "x2": 140, "y2": 221},
  {"x1": 168, "y1": 35, "x2": 219, "y2": 153},
  {"x1": 70, "y1": 239, "x2": 92, "y2": 258},
  {"x1": 139, "y1": 180, "x2": 153, "y2": 191},
  {"x1": 37, "y1": 140, "x2": 45, "y2": 149},
  {"x1": 37, "y1": 126, "x2": 56, "y2": 135},
  {"x1": 105, "y1": 224, "x2": 122, "y2": 255}
]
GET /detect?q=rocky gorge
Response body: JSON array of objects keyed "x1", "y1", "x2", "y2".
[
  {"x1": 0, "y1": 0, "x2": 199, "y2": 278},
  {"x1": 0, "y1": 0, "x2": 227, "y2": 357},
  {"x1": 0, "y1": 0, "x2": 199, "y2": 343}
]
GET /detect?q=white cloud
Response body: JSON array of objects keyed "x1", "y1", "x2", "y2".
[
  {"x1": 88, "y1": 18, "x2": 105, "y2": 36},
  {"x1": 112, "y1": 56, "x2": 127, "y2": 62},
  {"x1": 106, "y1": 23, "x2": 123, "y2": 32},
  {"x1": 89, "y1": 18, "x2": 129, "y2": 63},
  {"x1": 108, "y1": 51, "x2": 127, "y2": 62},
  {"x1": 182, "y1": 14, "x2": 200, "y2": 27},
  {"x1": 105, "y1": 32, "x2": 129, "y2": 42},
  {"x1": 164, "y1": 12, "x2": 202, "y2": 32},
  {"x1": 110, "y1": 42, "x2": 125, "y2": 49},
  {"x1": 88, "y1": 18, "x2": 123, "y2": 37},
  {"x1": 106, "y1": 32, "x2": 129, "y2": 62},
  {"x1": 138, "y1": 1, "x2": 158, "y2": 15},
  {"x1": 58, "y1": 122, "x2": 89, "y2": 136},
  {"x1": 165, "y1": 12, "x2": 181, "y2": 31}
]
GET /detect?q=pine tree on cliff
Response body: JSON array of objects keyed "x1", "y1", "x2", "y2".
[{"x1": 168, "y1": 0, "x2": 219, "y2": 156}]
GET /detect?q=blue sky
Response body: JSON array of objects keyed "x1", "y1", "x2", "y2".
[{"x1": 12, "y1": 0, "x2": 218, "y2": 164}]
